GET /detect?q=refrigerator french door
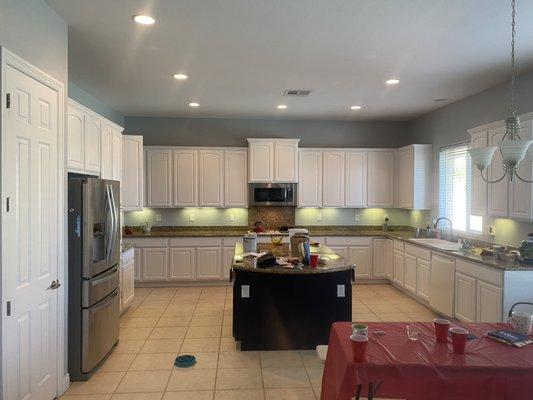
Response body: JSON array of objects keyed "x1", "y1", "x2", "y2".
[{"x1": 68, "y1": 176, "x2": 121, "y2": 381}]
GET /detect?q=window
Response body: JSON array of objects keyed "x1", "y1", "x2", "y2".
[{"x1": 439, "y1": 143, "x2": 483, "y2": 233}]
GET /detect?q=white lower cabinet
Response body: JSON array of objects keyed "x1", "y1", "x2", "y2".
[
  {"x1": 223, "y1": 247, "x2": 235, "y2": 280},
  {"x1": 392, "y1": 241, "x2": 405, "y2": 286},
  {"x1": 455, "y1": 272, "x2": 477, "y2": 322},
  {"x1": 120, "y1": 248, "x2": 135, "y2": 312},
  {"x1": 403, "y1": 254, "x2": 417, "y2": 293},
  {"x1": 134, "y1": 248, "x2": 142, "y2": 281},
  {"x1": 142, "y1": 247, "x2": 169, "y2": 281},
  {"x1": 477, "y1": 280, "x2": 503, "y2": 323},
  {"x1": 169, "y1": 247, "x2": 195, "y2": 280},
  {"x1": 416, "y1": 259, "x2": 431, "y2": 301},
  {"x1": 349, "y1": 246, "x2": 372, "y2": 279},
  {"x1": 197, "y1": 247, "x2": 222, "y2": 280},
  {"x1": 328, "y1": 246, "x2": 348, "y2": 259},
  {"x1": 372, "y1": 238, "x2": 392, "y2": 278}
]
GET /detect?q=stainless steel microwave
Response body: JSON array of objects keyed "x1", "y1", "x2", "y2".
[{"x1": 249, "y1": 183, "x2": 297, "y2": 206}]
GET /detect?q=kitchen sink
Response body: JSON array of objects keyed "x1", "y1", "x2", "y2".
[{"x1": 409, "y1": 238, "x2": 463, "y2": 251}]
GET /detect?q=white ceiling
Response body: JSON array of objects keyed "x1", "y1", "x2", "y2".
[{"x1": 46, "y1": 0, "x2": 533, "y2": 120}]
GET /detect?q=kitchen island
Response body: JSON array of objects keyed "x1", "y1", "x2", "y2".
[{"x1": 231, "y1": 243, "x2": 354, "y2": 350}]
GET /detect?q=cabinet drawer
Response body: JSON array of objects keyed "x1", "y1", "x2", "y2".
[
  {"x1": 222, "y1": 237, "x2": 242, "y2": 247},
  {"x1": 123, "y1": 238, "x2": 168, "y2": 248},
  {"x1": 404, "y1": 243, "x2": 430, "y2": 261},
  {"x1": 169, "y1": 237, "x2": 222, "y2": 247},
  {"x1": 393, "y1": 239, "x2": 405, "y2": 251},
  {"x1": 325, "y1": 236, "x2": 372, "y2": 246},
  {"x1": 456, "y1": 259, "x2": 502, "y2": 287}
]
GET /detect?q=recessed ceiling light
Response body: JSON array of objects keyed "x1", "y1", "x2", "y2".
[
  {"x1": 188, "y1": 102, "x2": 200, "y2": 108},
  {"x1": 133, "y1": 14, "x2": 155, "y2": 25},
  {"x1": 350, "y1": 105, "x2": 362, "y2": 110},
  {"x1": 172, "y1": 73, "x2": 188, "y2": 80},
  {"x1": 277, "y1": 104, "x2": 287, "y2": 110},
  {"x1": 385, "y1": 79, "x2": 400, "y2": 85}
]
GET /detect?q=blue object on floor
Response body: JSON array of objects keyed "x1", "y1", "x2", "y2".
[{"x1": 175, "y1": 355, "x2": 196, "y2": 368}]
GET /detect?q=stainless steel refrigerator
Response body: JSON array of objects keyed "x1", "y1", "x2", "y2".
[{"x1": 68, "y1": 176, "x2": 121, "y2": 381}]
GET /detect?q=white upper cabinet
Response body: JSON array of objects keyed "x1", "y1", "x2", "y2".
[
  {"x1": 345, "y1": 151, "x2": 367, "y2": 208},
  {"x1": 488, "y1": 126, "x2": 508, "y2": 217},
  {"x1": 68, "y1": 104, "x2": 85, "y2": 171},
  {"x1": 469, "y1": 129, "x2": 488, "y2": 216},
  {"x1": 173, "y1": 149, "x2": 198, "y2": 207},
  {"x1": 111, "y1": 129, "x2": 122, "y2": 182},
  {"x1": 84, "y1": 113, "x2": 101, "y2": 174},
  {"x1": 122, "y1": 135, "x2": 144, "y2": 211},
  {"x1": 322, "y1": 151, "x2": 345, "y2": 207},
  {"x1": 199, "y1": 150, "x2": 224, "y2": 207},
  {"x1": 298, "y1": 150, "x2": 322, "y2": 207},
  {"x1": 395, "y1": 145, "x2": 431, "y2": 210},
  {"x1": 367, "y1": 150, "x2": 394, "y2": 207},
  {"x1": 145, "y1": 149, "x2": 173, "y2": 207},
  {"x1": 100, "y1": 123, "x2": 112, "y2": 179},
  {"x1": 247, "y1": 139, "x2": 299, "y2": 183},
  {"x1": 509, "y1": 118, "x2": 533, "y2": 220},
  {"x1": 274, "y1": 141, "x2": 299, "y2": 182},
  {"x1": 225, "y1": 150, "x2": 248, "y2": 207}
]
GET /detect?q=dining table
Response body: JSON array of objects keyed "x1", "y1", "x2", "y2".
[{"x1": 321, "y1": 321, "x2": 533, "y2": 400}]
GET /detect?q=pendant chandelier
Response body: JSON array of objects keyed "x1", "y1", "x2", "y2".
[{"x1": 468, "y1": 0, "x2": 533, "y2": 183}]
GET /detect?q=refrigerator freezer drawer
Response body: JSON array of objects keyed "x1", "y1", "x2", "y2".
[
  {"x1": 82, "y1": 289, "x2": 119, "y2": 373},
  {"x1": 82, "y1": 265, "x2": 119, "y2": 308}
]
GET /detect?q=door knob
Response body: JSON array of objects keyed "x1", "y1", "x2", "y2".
[{"x1": 48, "y1": 280, "x2": 61, "y2": 290}]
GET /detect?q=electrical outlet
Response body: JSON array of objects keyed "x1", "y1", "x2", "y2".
[
  {"x1": 415, "y1": 215, "x2": 419, "y2": 224},
  {"x1": 228, "y1": 214, "x2": 235, "y2": 222},
  {"x1": 189, "y1": 214, "x2": 195, "y2": 222},
  {"x1": 354, "y1": 213, "x2": 360, "y2": 221},
  {"x1": 488, "y1": 225, "x2": 496, "y2": 236},
  {"x1": 384, "y1": 214, "x2": 389, "y2": 220},
  {"x1": 155, "y1": 214, "x2": 162, "y2": 222},
  {"x1": 316, "y1": 213, "x2": 322, "y2": 222}
]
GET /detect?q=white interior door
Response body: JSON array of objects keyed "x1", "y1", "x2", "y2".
[{"x1": 3, "y1": 64, "x2": 60, "y2": 400}]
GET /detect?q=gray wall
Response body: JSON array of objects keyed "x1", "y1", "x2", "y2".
[
  {"x1": 409, "y1": 69, "x2": 533, "y2": 246},
  {"x1": 69, "y1": 81, "x2": 124, "y2": 126},
  {"x1": 0, "y1": 0, "x2": 69, "y2": 392},
  {"x1": 124, "y1": 117, "x2": 410, "y2": 148}
]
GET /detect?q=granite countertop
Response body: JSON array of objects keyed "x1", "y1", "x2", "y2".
[
  {"x1": 232, "y1": 243, "x2": 353, "y2": 274},
  {"x1": 122, "y1": 226, "x2": 532, "y2": 271},
  {"x1": 121, "y1": 242, "x2": 134, "y2": 252}
]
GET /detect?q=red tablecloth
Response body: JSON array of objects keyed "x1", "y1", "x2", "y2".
[{"x1": 321, "y1": 322, "x2": 533, "y2": 400}]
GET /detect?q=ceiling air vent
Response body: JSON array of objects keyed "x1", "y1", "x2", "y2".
[{"x1": 283, "y1": 89, "x2": 312, "y2": 97}]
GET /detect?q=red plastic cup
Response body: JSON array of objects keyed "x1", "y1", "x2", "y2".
[
  {"x1": 350, "y1": 334, "x2": 368, "y2": 362},
  {"x1": 433, "y1": 318, "x2": 451, "y2": 343},
  {"x1": 310, "y1": 254, "x2": 319, "y2": 268},
  {"x1": 450, "y1": 327, "x2": 468, "y2": 354}
]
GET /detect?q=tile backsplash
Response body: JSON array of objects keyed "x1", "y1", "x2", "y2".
[{"x1": 247, "y1": 206, "x2": 295, "y2": 229}]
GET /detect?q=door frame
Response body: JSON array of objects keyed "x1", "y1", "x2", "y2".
[{"x1": 0, "y1": 47, "x2": 68, "y2": 397}]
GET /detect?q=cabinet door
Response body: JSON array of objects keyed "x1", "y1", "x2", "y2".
[
  {"x1": 145, "y1": 149, "x2": 173, "y2": 207},
  {"x1": 509, "y1": 120, "x2": 533, "y2": 220},
  {"x1": 323, "y1": 151, "x2": 345, "y2": 207},
  {"x1": 328, "y1": 246, "x2": 348, "y2": 260},
  {"x1": 111, "y1": 130, "x2": 122, "y2": 182},
  {"x1": 68, "y1": 105, "x2": 85, "y2": 171},
  {"x1": 372, "y1": 238, "x2": 388, "y2": 278},
  {"x1": 100, "y1": 123, "x2": 112, "y2": 179},
  {"x1": 349, "y1": 246, "x2": 372, "y2": 279},
  {"x1": 298, "y1": 151, "x2": 322, "y2": 207},
  {"x1": 455, "y1": 272, "x2": 477, "y2": 322},
  {"x1": 225, "y1": 150, "x2": 248, "y2": 207},
  {"x1": 368, "y1": 151, "x2": 394, "y2": 207},
  {"x1": 470, "y1": 131, "x2": 488, "y2": 216},
  {"x1": 134, "y1": 248, "x2": 142, "y2": 281},
  {"x1": 393, "y1": 249, "x2": 404, "y2": 286},
  {"x1": 249, "y1": 141, "x2": 273, "y2": 182},
  {"x1": 199, "y1": 150, "x2": 224, "y2": 207},
  {"x1": 142, "y1": 247, "x2": 168, "y2": 281},
  {"x1": 84, "y1": 114, "x2": 101, "y2": 174},
  {"x1": 122, "y1": 135, "x2": 144, "y2": 211},
  {"x1": 121, "y1": 259, "x2": 135, "y2": 309},
  {"x1": 384, "y1": 239, "x2": 393, "y2": 279},
  {"x1": 173, "y1": 150, "x2": 198, "y2": 207},
  {"x1": 477, "y1": 280, "x2": 502, "y2": 322},
  {"x1": 397, "y1": 147, "x2": 414, "y2": 209},
  {"x1": 416, "y1": 259, "x2": 430, "y2": 301},
  {"x1": 223, "y1": 246, "x2": 235, "y2": 280},
  {"x1": 274, "y1": 141, "x2": 298, "y2": 182},
  {"x1": 345, "y1": 151, "x2": 367, "y2": 207},
  {"x1": 488, "y1": 126, "x2": 508, "y2": 217},
  {"x1": 196, "y1": 247, "x2": 221, "y2": 280},
  {"x1": 404, "y1": 254, "x2": 417, "y2": 293},
  {"x1": 169, "y1": 247, "x2": 195, "y2": 281}
]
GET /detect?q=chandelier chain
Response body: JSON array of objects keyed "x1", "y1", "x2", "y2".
[{"x1": 510, "y1": 0, "x2": 517, "y2": 114}]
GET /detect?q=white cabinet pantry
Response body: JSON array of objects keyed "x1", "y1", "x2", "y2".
[
  {"x1": 122, "y1": 135, "x2": 144, "y2": 210},
  {"x1": 247, "y1": 139, "x2": 299, "y2": 183}
]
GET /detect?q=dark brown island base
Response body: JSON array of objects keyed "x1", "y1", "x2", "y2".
[{"x1": 231, "y1": 243, "x2": 354, "y2": 350}]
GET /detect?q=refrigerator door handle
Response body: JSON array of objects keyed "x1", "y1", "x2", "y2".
[
  {"x1": 105, "y1": 184, "x2": 115, "y2": 264},
  {"x1": 108, "y1": 183, "x2": 118, "y2": 265}
]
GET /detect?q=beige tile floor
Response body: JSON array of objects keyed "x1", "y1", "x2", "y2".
[{"x1": 62, "y1": 284, "x2": 436, "y2": 400}]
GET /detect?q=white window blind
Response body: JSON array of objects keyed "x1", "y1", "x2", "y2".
[{"x1": 439, "y1": 143, "x2": 476, "y2": 232}]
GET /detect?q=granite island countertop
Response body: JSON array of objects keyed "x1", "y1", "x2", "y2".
[{"x1": 231, "y1": 243, "x2": 353, "y2": 274}]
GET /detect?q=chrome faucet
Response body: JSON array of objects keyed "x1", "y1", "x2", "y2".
[{"x1": 433, "y1": 217, "x2": 453, "y2": 242}]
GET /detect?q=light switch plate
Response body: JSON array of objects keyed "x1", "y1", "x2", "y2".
[
  {"x1": 155, "y1": 214, "x2": 162, "y2": 222},
  {"x1": 488, "y1": 225, "x2": 496, "y2": 236},
  {"x1": 354, "y1": 213, "x2": 360, "y2": 221},
  {"x1": 337, "y1": 284, "x2": 345, "y2": 297},
  {"x1": 189, "y1": 214, "x2": 195, "y2": 222},
  {"x1": 228, "y1": 214, "x2": 235, "y2": 222},
  {"x1": 241, "y1": 285, "x2": 250, "y2": 298},
  {"x1": 316, "y1": 213, "x2": 322, "y2": 222}
]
